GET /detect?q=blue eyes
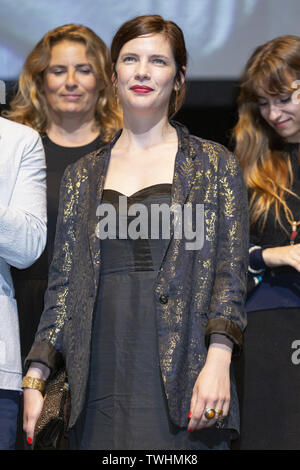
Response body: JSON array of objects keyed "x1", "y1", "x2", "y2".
[
  {"x1": 123, "y1": 56, "x2": 135, "y2": 62},
  {"x1": 123, "y1": 56, "x2": 167, "y2": 65}
]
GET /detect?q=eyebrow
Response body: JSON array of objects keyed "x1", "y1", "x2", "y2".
[{"x1": 151, "y1": 54, "x2": 170, "y2": 60}]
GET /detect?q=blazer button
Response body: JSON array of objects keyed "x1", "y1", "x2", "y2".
[{"x1": 159, "y1": 294, "x2": 168, "y2": 304}]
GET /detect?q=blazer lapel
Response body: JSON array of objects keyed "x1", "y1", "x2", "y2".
[
  {"x1": 159, "y1": 122, "x2": 197, "y2": 265},
  {"x1": 87, "y1": 132, "x2": 122, "y2": 289},
  {"x1": 87, "y1": 123, "x2": 196, "y2": 284}
]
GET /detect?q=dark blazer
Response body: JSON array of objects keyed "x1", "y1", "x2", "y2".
[{"x1": 26, "y1": 121, "x2": 248, "y2": 434}]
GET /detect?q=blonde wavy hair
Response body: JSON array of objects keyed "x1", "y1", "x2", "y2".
[
  {"x1": 232, "y1": 35, "x2": 300, "y2": 231},
  {"x1": 3, "y1": 24, "x2": 122, "y2": 142}
]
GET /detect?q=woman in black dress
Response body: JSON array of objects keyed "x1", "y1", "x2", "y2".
[
  {"x1": 233, "y1": 35, "x2": 300, "y2": 449},
  {"x1": 23, "y1": 15, "x2": 248, "y2": 450},
  {"x1": 3, "y1": 24, "x2": 122, "y2": 361}
]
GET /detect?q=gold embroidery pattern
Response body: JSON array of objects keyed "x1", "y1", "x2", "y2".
[{"x1": 30, "y1": 123, "x2": 248, "y2": 431}]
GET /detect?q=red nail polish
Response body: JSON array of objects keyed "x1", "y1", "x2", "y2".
[
  {"x1": 27, "y1": 437, "x2": 33, "y2": 445},
  {"x1": 188, "y1": 411, "x2": 192, "y2": 419}
]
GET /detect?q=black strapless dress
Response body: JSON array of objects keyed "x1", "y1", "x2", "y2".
[{"x1": 70, "y1": 184, "x2": 230, "y2": 450}]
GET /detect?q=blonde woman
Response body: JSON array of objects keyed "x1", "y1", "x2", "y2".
[
  {"x1": 233, "y1": 35, "x2": 300, "y2": 449},
  {"x1": 3, "y1": 24, "x2": 122, "y2": 361}
]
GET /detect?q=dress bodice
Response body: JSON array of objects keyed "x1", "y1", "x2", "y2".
[{"x1": 99, "y1": 184, "x2": 172, "y2": 275}]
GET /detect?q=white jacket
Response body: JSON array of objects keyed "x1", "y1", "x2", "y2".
[{"x1": 0, "y1": 117, "x2": 46, "y2": 391}]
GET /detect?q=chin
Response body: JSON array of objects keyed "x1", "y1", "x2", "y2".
[
  {"x1": 60, "y1": 106, "x2": 84, "y2": 114},
  {"x1": 129, "y1": 100, "x2": 167, "y2": 114}
]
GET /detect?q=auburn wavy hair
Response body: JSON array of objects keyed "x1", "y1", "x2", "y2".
[
  {"x1": 110, "y1": 14, "x2": 187, "y2": 118},
  {"x1": 3, "y1": 24, "x2": 122, "y2": 142},
  {"x1": 232, "y1": 35, "x2": 300, "y2": 230}
]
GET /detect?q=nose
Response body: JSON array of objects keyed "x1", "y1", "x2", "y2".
[
  {"x1": 134, "y1": 59, "x2": 150, "y2": 81},
  {"x1": 268, "y1": 103, "x2": 282, "y2": 122},
  {"x1": 65, "y1": 69, "x2": 77, "y2": 89}
]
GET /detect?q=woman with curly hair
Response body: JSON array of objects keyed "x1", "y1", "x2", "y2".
[
  {"x1": 3, "y1": 24, "x2": 122, "y2": 361},
  {"x1": 233, "y1": 35, "x2": 300, "y2": 449}
]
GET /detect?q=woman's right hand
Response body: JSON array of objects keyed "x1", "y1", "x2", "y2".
[
  {"x1": 23, "y1": 362, "x2": 50, "y2": 445},
  {"x1": 263, "y1": 244, "x2": 300, "y2": 271},
  {"x1": 23, "y1": 388, "x2": 44, "y2": 444}
]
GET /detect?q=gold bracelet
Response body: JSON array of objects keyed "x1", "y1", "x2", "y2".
[{"x1": 22, "y1": 376, "x2": 46, "y2": 394}]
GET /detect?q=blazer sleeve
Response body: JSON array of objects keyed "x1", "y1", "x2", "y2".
[
  {"x1": 25, "y1": 164, "x2": 78, "y2": 374},
  {"x1": 205, "y1": 150, "x2": 249, "y2": 354},
  {"x1": 0, "y1": 129, "x2": 46, "y2": 268}
]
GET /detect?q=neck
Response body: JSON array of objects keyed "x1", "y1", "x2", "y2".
[
  {"x1": 285, "y1": 135, "x2": 300, "y2": 145},
  {"x1": 117, "y1": 110, "x2": 175, "y2": 150},
  {"x1": 46, "y1": 111, "x2": 100, "y2": 146}
]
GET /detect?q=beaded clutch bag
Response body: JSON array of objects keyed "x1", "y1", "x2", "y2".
[{"x1": 33, "y1": 368, "x2": 70, "y2": 450}]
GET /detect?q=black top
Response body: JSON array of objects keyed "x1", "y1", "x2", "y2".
[
  {"x1": 250, "y1": 143, "x2": 300, "y2": 248},
  {"x1": 247, "y1": 143, "x2": 300, "y2": 311},
  {"x1": 13, "y1": 134, "x2": 102, "y2": 280}
]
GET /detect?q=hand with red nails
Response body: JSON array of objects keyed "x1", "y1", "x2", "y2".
[
  {"x1": 23, "y1": 388, "x2": 44, "y2": 446},
  {"x1": 23, "y1": 362, "x2": 50, "y2": 446},
  {"x1": 187, "y1": 346, "x2": 231, "y2": 432}
]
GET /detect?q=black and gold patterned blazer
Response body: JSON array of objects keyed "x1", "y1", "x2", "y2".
[{"x1": 26, "y1": 121, "x2": 248, "y2": 434}]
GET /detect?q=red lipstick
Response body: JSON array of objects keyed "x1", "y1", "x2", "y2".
[{"x1": 131, "y1": 85, "x2": 153, "y2": 94}]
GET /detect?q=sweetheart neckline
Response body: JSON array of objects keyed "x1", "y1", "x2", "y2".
[{"x1": 103, "y1": 183, "x2": 172, "y2": 198}]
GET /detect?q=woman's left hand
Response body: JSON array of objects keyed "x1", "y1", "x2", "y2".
[{"x1": 188, "y1": 346, "x2": 231, "y2": 432}]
